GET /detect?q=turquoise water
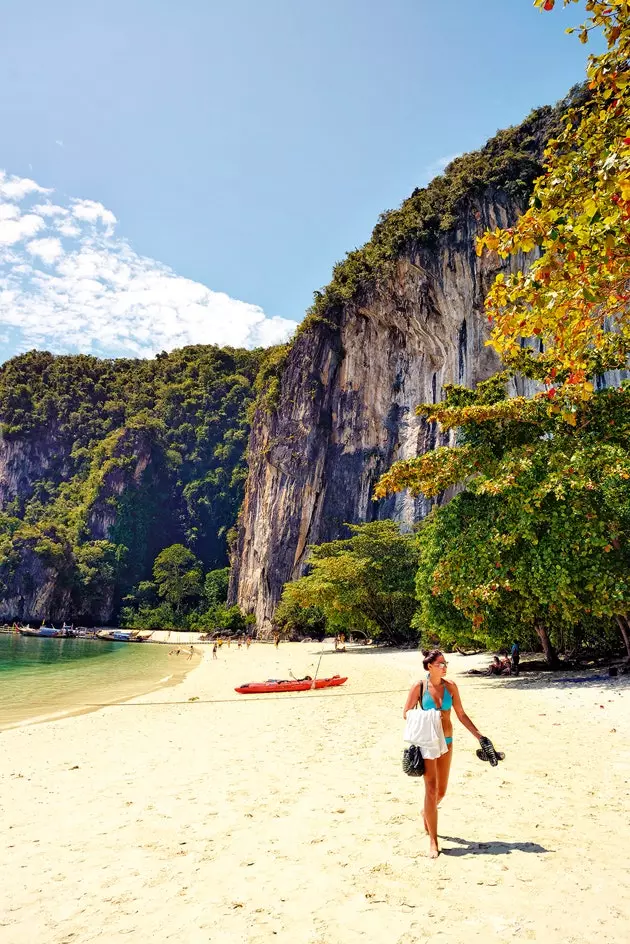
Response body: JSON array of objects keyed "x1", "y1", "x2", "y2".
[{"x1": 0, "y1": 633, "x2": 181, "y2": 729}]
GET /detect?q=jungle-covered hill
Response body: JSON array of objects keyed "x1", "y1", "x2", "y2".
[{"x1": 0, "y1": 345, "x2": 269, "y2": 624}]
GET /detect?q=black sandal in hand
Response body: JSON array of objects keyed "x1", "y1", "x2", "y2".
[{"x1": 476, "y1": 735, "x2": 505, "y2": 766}]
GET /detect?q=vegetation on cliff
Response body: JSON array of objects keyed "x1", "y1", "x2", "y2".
[
  {"x1": 0, "y1": 345, "x2": 264, "y2": 623},
  {"x1": 297, "y1": 99, "x2": 568, "y2": 339},
  {"x1": 253, "y1": 87, "x2": 574, "y2": 413}
]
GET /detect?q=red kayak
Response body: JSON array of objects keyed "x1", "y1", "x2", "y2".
[{"x1": 235, "y1": 675, "x2": 347, "y2": 694}]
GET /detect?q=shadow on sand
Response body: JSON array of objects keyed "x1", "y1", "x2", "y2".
[
  {"x1": 319, "y1": 646, "x2": 417, "y2": 657},
  {"x1": 468, "y1": 670, "x2": 630, "y2": 691},
  {"x1": 439, "y1": 836, "x2": 551, "y2": 857}
]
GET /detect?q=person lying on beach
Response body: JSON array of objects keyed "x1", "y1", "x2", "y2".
[{"x1": 403, "y1": 649, "x2": 485, "y2": 859}]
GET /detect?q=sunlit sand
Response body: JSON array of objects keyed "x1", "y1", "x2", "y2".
[{"x1": 1, "y1": 643, "x2": 628, "y2": 943}]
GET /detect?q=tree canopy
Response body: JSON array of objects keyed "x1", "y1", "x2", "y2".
[
  {"x1": 478, "y1": 1, "x2": 630, "y2": 402},
  {"x1": 376, "y1": 372, "x2": 630, "y2": 663},
  {"x1": 278, "y1": 521, "x2": 419, "y2": 646}
]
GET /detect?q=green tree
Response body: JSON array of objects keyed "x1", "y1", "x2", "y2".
[
  {"x1": 74, "y1": 540, "x2": 124, "y2": 619},
  {"x1": 153, "y1": 544, "x2": 203, "y2": 613},
  {"x1": 279, "y1": 521, "x2": 419, "y2": 646},
  {"x1": 204, "y1": 567, "x2": 230, "y2": 607},
  {"x1": 377, "y1": 376, "x2": 630, "y2": 663},
  {"x1": 273, "y1": 598, "x2": 327, "y2": 640}
]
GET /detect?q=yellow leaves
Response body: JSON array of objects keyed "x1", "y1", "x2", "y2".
[
  {"x1": 562, "y1": 411, "x2": 578, "y2": 426},
  {"x1": 584, "y1": 198, "x2": 598, "y2": 217},
  {"x1": 476, "y1": 231, "x2": 501, "y2": 256}
]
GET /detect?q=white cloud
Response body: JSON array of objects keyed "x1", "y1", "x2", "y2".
[
  {"x1": 70, "y1": 198, "x2": 117, "y2": 233},
  {"x1": 33, "y1": 203, "x2": 68, "y2": 218},
  {"x1": 56, "y1": 219, "x2": 81, "y2": 238},
  {"x1": 0, "y1": 212, "x2": 46, "y2": 246},
  {"x1": 0, "y1": 172, "x2": 296, "y2": 360},
  {"x1": 27, "y1": 237, "x2": 64, "y2": 264},
  {"x1": 0, "y1": 171, "x2": 50, "y2": 202}
]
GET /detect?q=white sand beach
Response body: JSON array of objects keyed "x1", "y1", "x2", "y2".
[{"x1": 1, "y1": 643, "x2": 628, "y2": 944}]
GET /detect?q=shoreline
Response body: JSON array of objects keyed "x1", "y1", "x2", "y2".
[
  {"x1": 0, "y1": 645, "x2": 204, "y2": 733},
  {"x1": 1, "y1": 645, "x2": 628, "y2": 943}
]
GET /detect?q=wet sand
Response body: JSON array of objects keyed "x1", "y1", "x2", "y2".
[{"x1": 1, "y1": 643, "x2": 628, "y2": 943}]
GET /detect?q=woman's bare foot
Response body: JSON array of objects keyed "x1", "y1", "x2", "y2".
[{"x1": 428, "y1": 840, "x2": 439, "y2": 859}]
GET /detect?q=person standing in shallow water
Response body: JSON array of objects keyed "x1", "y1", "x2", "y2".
[{"x1": 403, "y1": 649, "x2": 484, "y2": 859}]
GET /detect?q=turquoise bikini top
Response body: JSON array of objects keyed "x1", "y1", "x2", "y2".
[{"x1": 422, "y1": 682, "x2": 453, "y2": 711}]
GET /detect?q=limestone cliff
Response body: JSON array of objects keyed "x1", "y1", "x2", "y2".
[{"x1": 230, "y1": 99, "x2": 570, "y2": 634}]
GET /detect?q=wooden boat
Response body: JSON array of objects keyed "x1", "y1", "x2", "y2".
[
  {"x1": 96, "y1": 630, "x2": 134, "y2": 642},
  {"x1": 19, "y1": 625, "x2": 64, "y2": 638},
  {"x1": 235, "y1": 675, "x2": 347, "y2": 694}
]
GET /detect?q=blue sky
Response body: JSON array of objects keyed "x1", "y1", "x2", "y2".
[{"x1": 0, "y1": 0, "x2": 595, "y2": 362}]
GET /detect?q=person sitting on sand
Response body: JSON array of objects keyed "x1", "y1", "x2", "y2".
[
  {"x1": 488, "y1": 656, "x2": 502, "y2": 675},
  {"x1": 500, "y1": 654, "x2": 512, "y2": 675},
  {"x1": 403, "y1": 649, "x2": 486, "y2": 859}
]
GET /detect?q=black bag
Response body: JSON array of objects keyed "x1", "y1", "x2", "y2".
[
  {"x1": 402, "y1": 743, "x2": 425, "y2": 777},
  {"x1": 402, "y1": 680, "x2": 425, "y2": 777}
]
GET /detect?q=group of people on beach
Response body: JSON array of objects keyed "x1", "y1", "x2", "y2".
[
  {"x1": 488, "y1": 641, "x2": 520, "y2": 676},
  {"x1": 211, "y1": 636, "x2": 252, "y2": 658}
]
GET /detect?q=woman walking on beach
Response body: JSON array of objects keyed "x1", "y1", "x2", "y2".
[{"x1": 403, "y1": 649, "x2": 484, "y2": 858}]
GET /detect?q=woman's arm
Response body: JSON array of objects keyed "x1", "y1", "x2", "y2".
[
  {"x1": 403, "y1": 681, "x2": 422, "y2": 719},
  {"x1": 448, "y1": 681, "x2": 482, "y2": 740}
]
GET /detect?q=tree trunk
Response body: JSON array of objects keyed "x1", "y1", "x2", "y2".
[
  {"x1": 534, "y1": 622, "x2": 560, "y2": 669},
  {"x1": 615, "y1": 615, "x2": 630, "y2": 658}
]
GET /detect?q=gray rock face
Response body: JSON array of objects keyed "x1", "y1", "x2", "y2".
[
  {"x1": 0, "y1": 425, "x2": 162, "y2": 624},
  {"x1": 0, "y1": 427, "x2": 65, "y2": 510},
  {"x1": 230, "y1": 189, "x2": 534, "y2": 635},
  {"x1": 0, "y1": 538, "x2": 73, "y2": 623}
]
